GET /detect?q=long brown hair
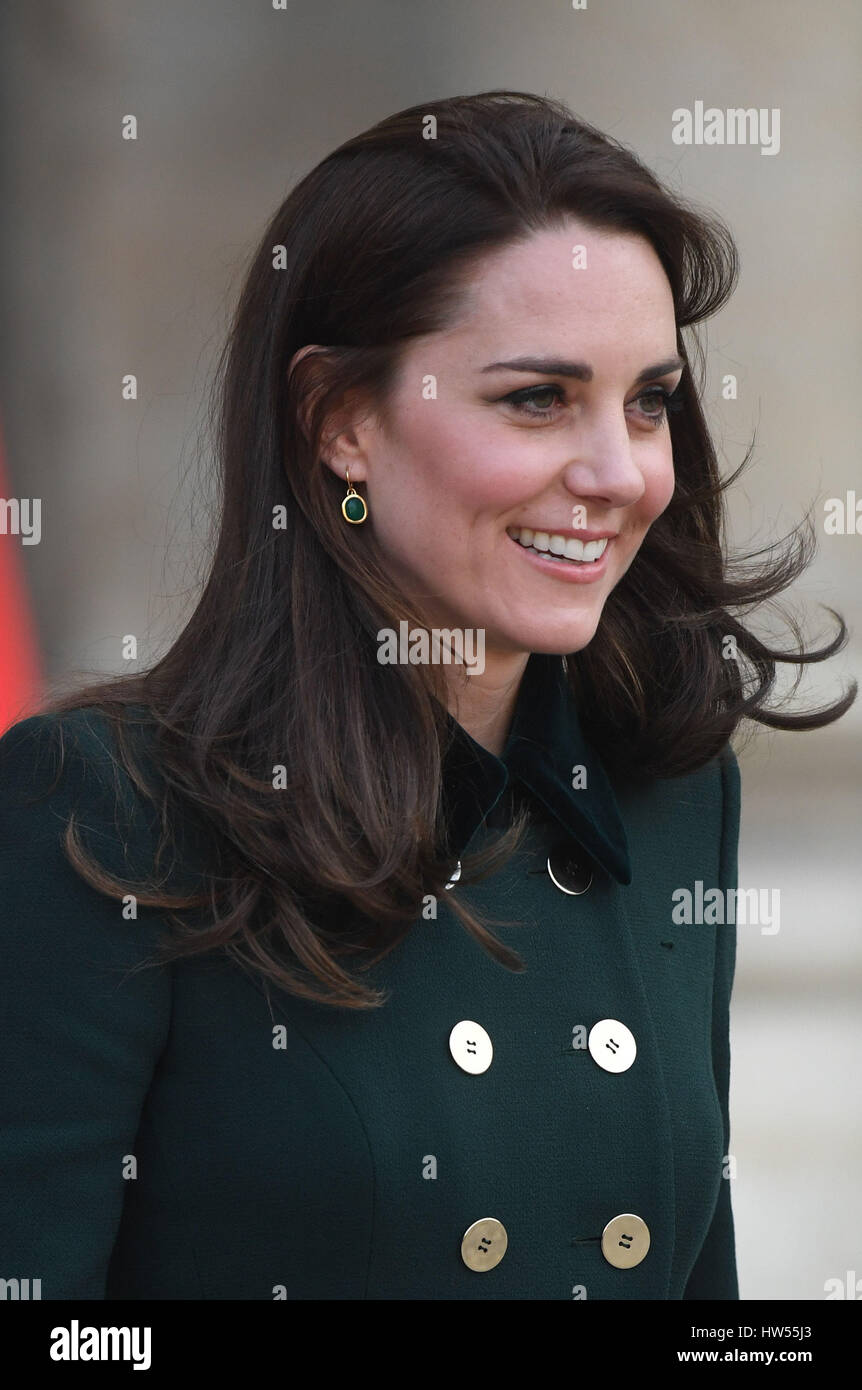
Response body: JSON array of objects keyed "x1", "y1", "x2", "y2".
[{"x1": 30, "y1": 91, "x2": 853, "y2": 1008}]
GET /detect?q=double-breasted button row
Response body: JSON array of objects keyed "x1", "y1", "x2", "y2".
[
  {"x1": 450, "y1": 1017, "x2": 646, "y2": 1270},
  {"x1": 448, "y1": 839, "x2": 639, "y2": 1278},
  {"x1": 449, "y1": 1018, "x2": 636, "y2": 1075},
  {"x1": 460, "y1": 1213, "x2": 651, "y2": 1271}
]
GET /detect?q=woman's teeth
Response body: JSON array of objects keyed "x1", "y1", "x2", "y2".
[{"x1": 506, "y1": 526, "x2": 609, "y2": 563}]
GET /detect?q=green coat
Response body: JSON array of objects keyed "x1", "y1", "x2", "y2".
[{"x1": 0, "y1": 653, "x2": 739, "y2": 1300}]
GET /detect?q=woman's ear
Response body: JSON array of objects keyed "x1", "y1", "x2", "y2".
[
  {"x1": 288, "y1": 344, "x2": 371, "y2": 483},
  {"x1": 321, "y1": 414, "x2": 370, "y2": 484},
  {"x1": 287, "y1": 343, "x2": 330, "y2": 446}
]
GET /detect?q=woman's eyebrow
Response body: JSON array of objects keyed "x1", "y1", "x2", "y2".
[{"x1": 479, "y1": 354, "x2": 685, "y2": 383}]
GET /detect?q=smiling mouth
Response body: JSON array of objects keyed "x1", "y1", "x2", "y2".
[{"x1": 506, "y1": 526, "x2": 610, "y2": 564}]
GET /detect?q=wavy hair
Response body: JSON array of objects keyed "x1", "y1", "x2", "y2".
[{"x1": 35, "y1": 90, "x2": 853, "y2": 1008}]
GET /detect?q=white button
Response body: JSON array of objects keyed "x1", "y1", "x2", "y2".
[
  {"x1": 588, "y1": 1019, "x2": 636, "y2": 1073},
  {"x1": 461, "y1": 1217, "x2": 508, "y2": 1271},
  {"x1": 449, "y1": 1020, "x2": 493, "y2": 1074},
  {"x1": 601, "y1": 1213, "x2": 650, "y2": 1268},
  {"x1": 444, "y1": 860, "x2": 461, "y2": 890}
]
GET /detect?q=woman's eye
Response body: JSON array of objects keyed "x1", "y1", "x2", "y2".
[
  {"x1": 635, "y1": 388, "x2": 671, "y2": 426},
  {"x1": 631, "y1": 385, "x2": 684, "y2": 428},
  {"x1": 500, "y1": 384, "x2": 566, "y2": 417},
  {"x1": 498, "y1": 381, "x2": 684, "y2": 426}
]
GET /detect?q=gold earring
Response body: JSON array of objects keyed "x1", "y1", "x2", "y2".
[{"x1": 341, "y1": 466, "x2": 368, "y2": 524}]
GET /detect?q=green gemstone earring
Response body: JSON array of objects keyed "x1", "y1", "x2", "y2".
[{"x1": 341, "y1": 466, "x2": 368, "y2": 524}]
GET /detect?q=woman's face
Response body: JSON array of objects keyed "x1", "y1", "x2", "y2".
[{"x1": 325, "y1": 218, "x2": 681, "y2": 658}]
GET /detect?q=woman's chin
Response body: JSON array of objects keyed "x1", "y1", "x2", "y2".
[{"x1": 485, "y1": 614, "x2": 605, "y2": 658}]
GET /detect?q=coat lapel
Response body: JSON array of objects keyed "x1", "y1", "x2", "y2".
[{"x1": 440, "y1": 652, "x2": 632, "y2": 885}]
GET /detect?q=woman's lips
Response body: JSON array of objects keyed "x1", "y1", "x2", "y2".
[{"x1": 507, "y1": 529, "x2": 613, "y2": 583}]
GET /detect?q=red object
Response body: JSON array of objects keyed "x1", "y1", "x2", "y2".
[{"x1": 0, "y1": 430, "x2": 43, "y2": 732}]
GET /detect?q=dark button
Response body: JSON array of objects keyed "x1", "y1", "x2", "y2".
[{"x1": 547, "y1": 841, "x2": 593, "y2": 895}]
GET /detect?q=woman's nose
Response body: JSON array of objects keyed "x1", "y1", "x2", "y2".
[{"x1": 560, "y1": 410, "x2": 649, "y2": 509}]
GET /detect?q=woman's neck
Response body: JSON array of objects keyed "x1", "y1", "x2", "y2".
[{"x1": 444, "y1": 651, "x2": 531, "y2": 758}]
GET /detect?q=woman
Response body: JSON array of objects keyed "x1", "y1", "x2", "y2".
[{"x1": 0, "y1": 90, "x2": 852, "y2": 1301}]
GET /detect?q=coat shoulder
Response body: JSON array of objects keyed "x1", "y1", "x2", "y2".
[{"x1": 0, "y1": 704, "x2": 209, "y2": 891}]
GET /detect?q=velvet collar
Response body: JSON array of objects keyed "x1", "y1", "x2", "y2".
[{"x1": 440, "y1": 651, "x2": 632, "y2": 885}]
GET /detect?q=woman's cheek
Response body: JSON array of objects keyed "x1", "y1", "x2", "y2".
[{"x1": 643, "y1": 451, "x2": 676, "y2": 522}]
